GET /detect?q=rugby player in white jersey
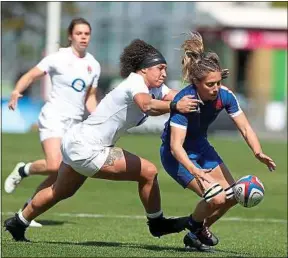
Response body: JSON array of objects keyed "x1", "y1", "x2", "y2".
[
  {"x1": 4, "y1": 18, "x2": 100, "y2": 227},
  {"x1": 4, "y1": 39, "x2": 201, "y2": 242}
]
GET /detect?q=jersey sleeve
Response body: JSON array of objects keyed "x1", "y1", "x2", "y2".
[
  {"x1": 170, "y1": 112, "x2": 188, "y2": 130},
  {"x1": 36, "y1": 54, "x2": 56, "y2": 74},
  {"x1": 223, "y1": 87, "x2": 243, "y2": 117},
  {"x1": 91, "y1": 61, "x2": 101, "y2": 88},
  {"x1": 158, "y1": 84, "x2": 171, "y2": 100},
  {"x1": 130, "y1": 82, "x2": 149, "y2": 97}
]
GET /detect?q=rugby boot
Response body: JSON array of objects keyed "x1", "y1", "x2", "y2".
[
  {"x1": 4, "y1": 214, "x2": 30, "y2": 242},
  {"x1": 147, "y1": 215, "x2": 188, "y2": 237}
]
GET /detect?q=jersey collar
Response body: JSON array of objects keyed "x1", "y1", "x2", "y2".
[
  {"x1": 197, "y1": 92, "x2": 205, "y2": 105},
  {"x1": 191, "y1": 84, "x2": 204, "y2": 105}
]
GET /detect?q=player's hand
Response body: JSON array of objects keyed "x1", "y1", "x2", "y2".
[
  {"x1": 255, "y1": 152, "x2": 276, "y2": 172},
  {"x1": 196, "y1": 168, "x2": 214, "y2": 183},
  {"x1": 221, "y1": 69, "x2": 230, "y2": 80},
  {"x1": 8, "y1": 90, "x2": 23, "y2": 110},
  {"x1": 177, "y1": 95, "x2": 200, "y2": 113},
  {"x1": 193, "y1": 168, "x2": 214, "y2": 193}
]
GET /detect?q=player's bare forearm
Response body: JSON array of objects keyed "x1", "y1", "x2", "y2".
[
  {"x1": 232, "y1": 113, "x2": 262, "y2": 156},
  {"x1": 170, "y1": 126, "x2": 200, "y2": 176},
  {"x1": 145, "y1": 99, "x2": 170, "y2": 116},
  {"x1": 242, "y1": 126, "x2": 263, "y2": 156},
  {"x1": 134, "y1": 93, "x2": 169, "y2": 116},
  {"x1": 170, "y1": 144, "x2": 198, "y2": 175},
  {"x1": 15, "y1": 74, "x2": 34, "y2": 93},
  {"x1": 15, "y1": 67, "x2": 44, "y2": 93},
  {"x1": 234, "y1": 114, "x2": 276, "y2": 171}
]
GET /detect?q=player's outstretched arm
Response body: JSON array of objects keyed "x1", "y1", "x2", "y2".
[
  {"x1": 133, "y1": 93, "x2": 199, "y2": 116},
  {"x1": 231, "y1": 112, "x2": 276, "y2": 171},
  {"x1": 8, "y1": 67, "x2": 45, "y2": 110},
  {"x1": 133, "y1": 93, "x2": 168, "y2": 116}
]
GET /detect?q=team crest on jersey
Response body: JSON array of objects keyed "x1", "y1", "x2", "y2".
[
  {"x1": 214, "y1": 98, "x2": 223, "y2": 110},
  {"x1": 87, "y1": 65, "x2": 92, "y2": 74}
]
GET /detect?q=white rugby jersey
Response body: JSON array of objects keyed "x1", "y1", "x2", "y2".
[
  {"x1": 37, "y1": 47, "x2": 101, "y2": 119},
  {"x1": 82, "y1": 72, "x2": 171, "y2": 146}
]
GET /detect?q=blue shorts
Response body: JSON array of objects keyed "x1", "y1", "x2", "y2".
[{"x1": 160, "y1": 143, "x2": 223, "y2": 188}]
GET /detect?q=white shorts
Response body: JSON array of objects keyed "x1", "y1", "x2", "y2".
[
  {"x1": 61, "y1": 123, "x2": 111, "y2": 177},
  {"x1": 38, "y1": 109, "x2": 82, "y2": 142}
]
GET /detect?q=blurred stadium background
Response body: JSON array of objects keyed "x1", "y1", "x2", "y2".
[{"x1": 1, "y1": 1, "x2": 287, "y2": 137}]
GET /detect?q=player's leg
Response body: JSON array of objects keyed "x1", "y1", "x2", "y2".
[
  {"x1": 4, "y1": 118, "x2": 64, "y2": 194},
  {"x1": 160, "y1": 144, "x2": 225, "y2": 249},
  {"x1": 5, "y1": 138, "x2": 62, "y2": 227},
  {"x1": 5, "y1": 117, "x2": 79, "y2": 228},
  {"x1": 204, "y1": 163, "x2": 238, "y2": 228},
  {"x1": 8, "y1": 138, "x2": 62, "y2": 227},
  {"x1": 93, "y1": 147, "x2": 160, "y2": 213},
  {"x1": 93, "y1": 146, "x2": 187, "y2": 237},
  {"x1": 183, "y1": 170, "x2": 226, "y2": 248},
  {"x1": 4, "y1": 138, "x2": 62, "y2": 228},
  {"x1": 185, "y1": 163, "x2": 237, "y2": 248},
  {"x1": 187, "y1": 146, "x2": 237, "y2": 246},
  {"x1": 23, "y1": 162, "x2": 86, "y2": 219},
  {"x1": 4, "y1": 162, "x2": 87, "y2": 241},
  {"x1": 25, "y1": 137, "x2": 62, "y2": 196},
  {"x1": 186, "y1": 175, "x2": 227, "y2": 223}
]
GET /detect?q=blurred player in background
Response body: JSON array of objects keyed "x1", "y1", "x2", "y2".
[
  {"x1": 160, "y1": 31, "x2": 276, "y2": 251},
  {"x1": 4, "y1": 18, "x2": 100, "y2": 227},
  {"x1": 4, "y1": 39, "x2": 202, "y2": 242}
]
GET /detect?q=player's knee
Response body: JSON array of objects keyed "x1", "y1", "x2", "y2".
[
  {"x1": 209, "y1": 192, "x2": 226, "y2": 208},
  {"x1": 203, "y1": 183, "x2": 226, "y2": 208},
  {"x1": 142, "y1": 163, "x2": 158, "y2": 182}
]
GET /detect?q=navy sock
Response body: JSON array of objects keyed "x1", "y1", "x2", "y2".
[
  {"x1": 18, "y1": 166, "x2": 27, "y2": 178},
  {"x1": 187, "y1": 215, "x2": 204, "y2": 232}
]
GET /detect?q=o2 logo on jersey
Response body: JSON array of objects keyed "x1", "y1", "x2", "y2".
[{"x1": 71, "y1": 78, "x2": 86, "y2": 92}]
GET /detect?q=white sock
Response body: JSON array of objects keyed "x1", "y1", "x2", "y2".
[
  {"x1": 17, "y1": 211, "x2": 30, "y2": 226},
  {"x1": 24, "y1": 163, "x2": 32, "y2": 176},
  {"x1": 146, "y1": 210, "x2": 163, "y2": 219}
]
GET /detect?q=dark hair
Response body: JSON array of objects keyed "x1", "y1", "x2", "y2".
[
  {"x1": 119, "y1": 39, "x2": 161, "y2": 78},
  {"x1": 67, "y1": 17, "x2": 91, "y2": 46},
  {"x1": 181, "y1": 31, "x2": 221, "y2": 84}
]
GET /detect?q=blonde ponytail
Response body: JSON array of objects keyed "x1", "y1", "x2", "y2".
[{"x1": 180, "y1": 31, "x2": 221, "y2": 84}]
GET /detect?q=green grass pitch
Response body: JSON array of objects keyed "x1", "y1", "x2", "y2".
[{"x1": 1, "y1": 132, "x2": 287, "y2": 257}]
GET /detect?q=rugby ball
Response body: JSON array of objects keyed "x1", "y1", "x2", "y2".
[{"x1": 234, "y1": 175, "x2": 265, "y2": 208}]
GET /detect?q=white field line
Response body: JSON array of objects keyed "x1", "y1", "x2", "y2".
[{"x1": 1, "y1": 212, "x2": 287, "y2": 224}]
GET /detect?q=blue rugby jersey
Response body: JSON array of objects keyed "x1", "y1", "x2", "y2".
[{"x1": 161, "y1": 84, "x2": 242, "y2": 152}]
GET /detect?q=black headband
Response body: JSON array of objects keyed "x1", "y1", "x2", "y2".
[{"x1": 138, "y1": 52, "x2": 167, "y2": 69}]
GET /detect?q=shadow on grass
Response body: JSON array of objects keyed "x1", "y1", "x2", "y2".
[
  {"x1": 30, "y1": 220, "x2": 76, "y2": 226},
  {"x1": 42, "y1": 240, "x2": 249, "y2": 256}
]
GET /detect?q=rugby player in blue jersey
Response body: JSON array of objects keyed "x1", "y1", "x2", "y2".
[{"x1": 160, "y1": 31, "x2": 276, "y2": 251}]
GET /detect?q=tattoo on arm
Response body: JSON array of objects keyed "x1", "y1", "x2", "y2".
[{"x1": 103, "y1": 147, "x2": 124, "y2": 166}]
